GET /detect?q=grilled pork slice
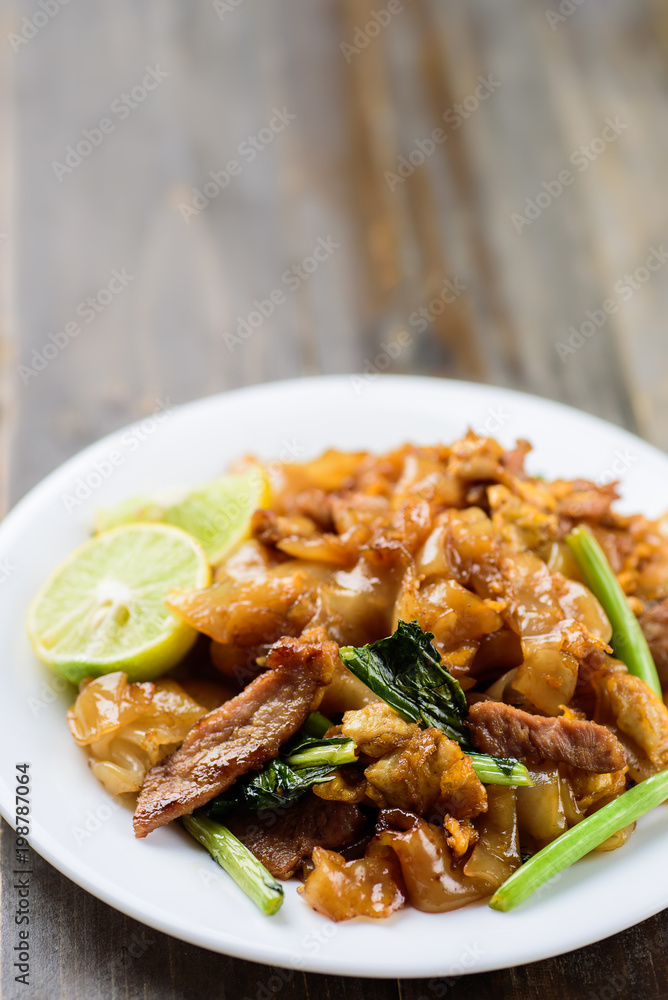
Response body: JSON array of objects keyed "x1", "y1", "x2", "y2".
[
  {"x1": 640, "y1": 597, "x2": 668, "y2": 687},
  {"x1": 468, "y1": 701, "x2": 626, "y2": 773},
  {"x1": 226, "y1": 793, "x2": 367, "y2": 879},
  {"x1": 133, "y1": 628, "x2": 336, "y2": 837}
]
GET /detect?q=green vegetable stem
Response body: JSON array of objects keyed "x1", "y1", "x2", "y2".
[
  {"x1": 566, "y1": 525, "x2": 662, "y2": 697},
  {"x1": 182, "y1": 815, "x2": 284, "y2": 916},
  {"x1": 207, "y1": 735, "x2": 358, "y2": 817},
  {"x1": 490, "y1": 768, "x2": 668, "y2": 911}
]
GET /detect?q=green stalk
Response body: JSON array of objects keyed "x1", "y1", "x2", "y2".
[
  {"x1": 283, "y1": 738, "x2": 358, "y2": 769},
  {"x1": 566, "y1": 525, "x2": 662, "y2": 697},
  {"x1": 469, "y1": 753, "x2": 533, "y2": 787},
  {"x1": 301, "y1": 711, "x2": 333, "y2": 738},
  {"x1": 490, "y1": 768, "x2": 668, "y2": 911},
  {"x1": 182, "y1": 815, "x2": 283, "y2": 915}
]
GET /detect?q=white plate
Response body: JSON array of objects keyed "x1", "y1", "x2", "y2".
[{"x1": 1, "y1": 375, "x2": 667, "y2": 979}]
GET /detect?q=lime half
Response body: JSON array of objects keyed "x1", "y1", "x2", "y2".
[
  {"x1": 94, "y1": 466, "x2": 270, "y2": 565},
  {"x1": 27, "y1": 523, "x2": 211, "y2": 685}
]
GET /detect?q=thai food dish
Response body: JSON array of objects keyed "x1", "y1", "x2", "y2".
[{"x1": 32, "y1": 432, "x2": 668, "y2": 919}]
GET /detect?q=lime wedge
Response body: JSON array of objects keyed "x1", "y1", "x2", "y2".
[
  {"x1": 26, "y1": 523, "x2": 211, "y2": 685},
  {"x1": 94, "y1": 466, "x2": 270, "y2": 565}
]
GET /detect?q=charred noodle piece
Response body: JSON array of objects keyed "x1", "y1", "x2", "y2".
[
  {"x1": 299, "y1": 844, "x2": 406, "y2": 921},
  {"x1": 225, "y1": 793, "x2": 367, "y2": 879},
  {"x1": 183, "y1": 815, "x2": 283, "y2": 915},
  {"x1": 566, "y1": 525, "x2": 662, "y2": 697},
  {"x1": 363, "y1": 725, "x2": 488, "y2": 818},
  {"x1": 133, "y1": 629, "x2": 336, "y2": 837},
  {"x1": 490, "y1": 768, "x2": 668, "y2": 912},
  {"x1": 468, "y1": 702, "x2": 626, "y2": 773},
  {"x1": 340, "y1": 622, "x2": 531, "y2": 786}
]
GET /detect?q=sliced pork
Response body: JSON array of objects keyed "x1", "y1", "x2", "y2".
[
  {"x1": 640, "y1": 597, "x2": 668, "y2": 687},
  {"x1": 468, "y1": 701, "x2": 626, "y2": 773},
  {"x1": 226, "y1": 793, "x2": 367, "y2": 879},
  {"x1": 133, "y1": 628, "x2": 336, "y2": 837}
]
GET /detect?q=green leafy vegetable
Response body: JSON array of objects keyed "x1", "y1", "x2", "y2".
[
  {"x1": 340, "y1": 621, "x2": 532, "y2": 787},
  {"x1": 339, "y1": 620, "x2": 469, "y2": 742},
  {"x1": 490, "y1": 768, "x2": 668, "y2": 911},
  {"x1": 566, "y1": 525, "x2": 662, "y2": 697},
  {"x1": 182, "y1": 815, "x2": 283, "y2": 915},
  {"x1": 206, "y1": 735, "x2": 358, "y2": 818}
]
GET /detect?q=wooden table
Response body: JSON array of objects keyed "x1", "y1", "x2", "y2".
[{"x1": 3, "y1": 1, "x2": 668, "y2": 996}]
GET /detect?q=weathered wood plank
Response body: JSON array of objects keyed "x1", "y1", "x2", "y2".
[{"x1": 3, "y1": 0, "x2": 668, "y2": 997}]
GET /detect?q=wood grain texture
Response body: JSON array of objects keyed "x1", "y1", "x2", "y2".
[{"x1": 2, "y1": 0, "x2": 668, "y2": 997}]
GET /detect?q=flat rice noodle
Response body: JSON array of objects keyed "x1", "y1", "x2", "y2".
[
  {"x1": 515, "y1": 763, "x2": 582, "y2": 848},
  {"x1": 470, "y1": 630, "x2": 523, "y2": 682},
  {"x1": 276, "y1": 534, "x2": 356, "y2": 567},
  {"x1": 316, "y1": 559, "x2": 396, "y2": 647},
  {"x1": 608, "y1": 730, "x2": 655, "y2": 784},
  {"x1": 67, "y1": 672, "x2": 155, "y2": 745},
  {"x1": 496, "y1": 550, "x2": 564, "y2": 636},
  {"x1": 566, "y1": 765, "x2": 627, "y2": 815},
  {"x1": 318, "y1": 660, "x2": 382, "y2": 716},
  {"x1": 67, "y1": 674, "x2": 206, "y2": 795},
  {"x1": 299, "y1": 844, "x2": 405, "y2": 921},
  {"x1": 273, "y1": 450, "x2": 367, "y2": 503},
  {"x1": 209, "y1": 641, "x2": 266, "y2": 686},
  {"x1": 555, "y1": 577, "x2": 612, "y2": 643},
  {"x1": 375, "y1": 809, "x2": 489, "y2": 913},
  {"x1": 463, "y1": 786, "x2": 521, "y2": 889},
  {"x1": 444, "y1": 508, "x2": 500, "y2": 592},
  {"x1": 484, "y1": 668, "x2": 519, "y2": 703},
  {"x1": 414, "y1": 523, "x2": 451, "y2": 580},
  {"x1": 167, "y1": 571, "x2": 318, "y2": 646},
  {"x1": 513, "y1": 645, "x2": 579, "y2": 716},
  {"x1": 418, "y1": 578, "x2": 504, "y2": 647},
  {"x1": 593, "y1": 822, "x2": 635, "y2": 852},
  {"x1": 558, "y1": 763, "x2": 585, "y2": 827},
  {"x1": 563, "y1": 764, "x2": 630, "y2": 853},
  {"x1": 541, "y1": 540, "x2": 582, "y2": 579}
]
